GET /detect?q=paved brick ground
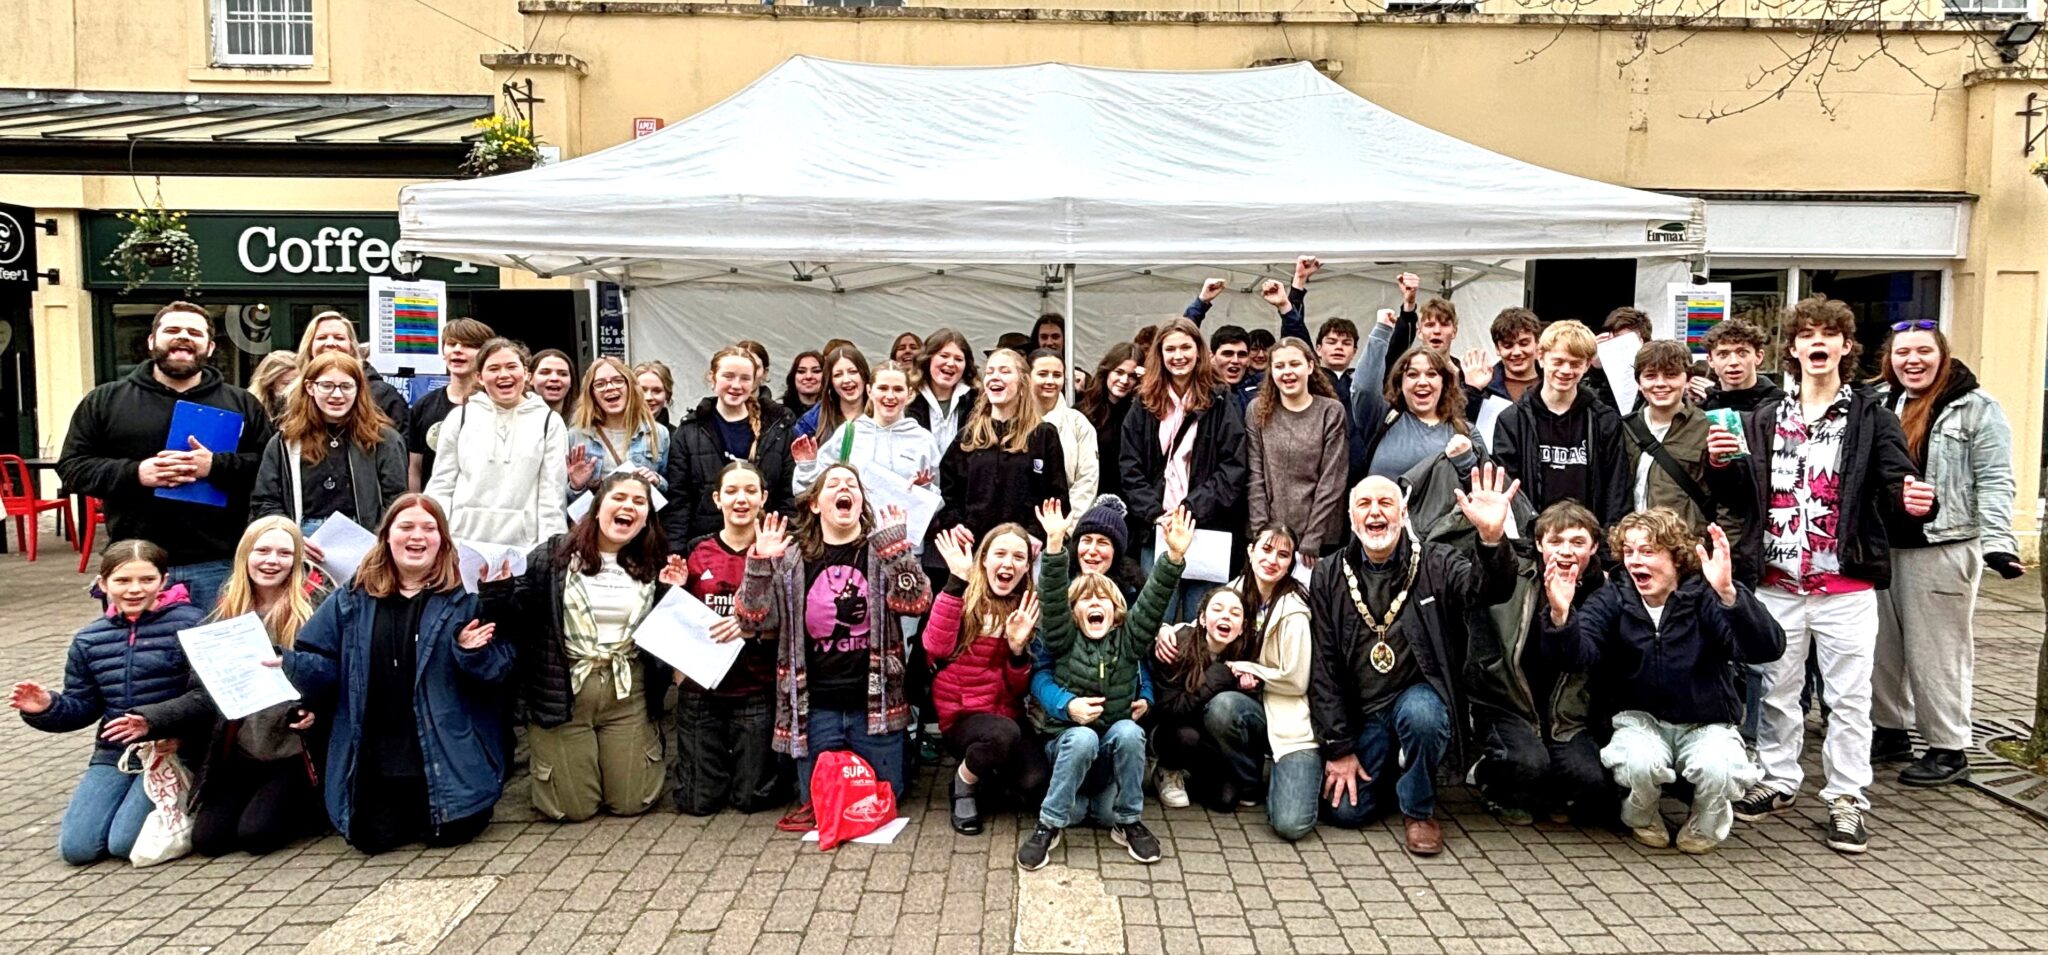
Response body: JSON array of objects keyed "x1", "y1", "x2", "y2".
[{"x1": 3, "y1": 529, "x2": 2046, "y2": 955}]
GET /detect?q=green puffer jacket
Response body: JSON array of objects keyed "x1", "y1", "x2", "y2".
[{"x1": 1038, "y1": 540, "x2": 1184, "y2": 726}]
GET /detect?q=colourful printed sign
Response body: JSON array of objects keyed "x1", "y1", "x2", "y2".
[
  {"x1": 1666, "y1": 282, "x2": 1733, "y2": 352},
  {"x1": 367, "y1": 276, "x2": 448, "y2": 375}
]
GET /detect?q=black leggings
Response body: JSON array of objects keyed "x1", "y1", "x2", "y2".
[
  {"x1": 941, "y1": 713, "x2": 1049, "y2": 803},
  {"x1": 192, "y1": 751, "x2": 320, "y2": 857},
  {"x1": 347, "y1": 773, "x2": 492, "y2": 855}
]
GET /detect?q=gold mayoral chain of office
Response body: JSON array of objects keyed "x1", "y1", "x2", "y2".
[{"x1": 1340, "y1": 533, "x2": 1420, "y2": 674}]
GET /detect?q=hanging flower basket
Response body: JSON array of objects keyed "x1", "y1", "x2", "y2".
[
  {"x1": 459, "y1": 115, "x2": 543, "y2": 178},
  {"x1": 103, "y1": 204, "x2": 202, "y2": 294},
  {"x1": 2032, "y1": 158, "x2": 2048, "y2": 190}
]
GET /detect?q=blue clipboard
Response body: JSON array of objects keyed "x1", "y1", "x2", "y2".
[{"x1": 154, "y1": 401, "x2": 244, "y2": 507}]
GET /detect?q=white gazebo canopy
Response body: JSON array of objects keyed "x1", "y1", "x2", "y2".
[{"x1": 397, "y1": 57, "x2": 1703, "y2": 374}]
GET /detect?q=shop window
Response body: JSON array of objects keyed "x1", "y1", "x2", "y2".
[
  {"x1": 212, "y1": 0, "x2": 315, "y2": 67},
  {"x1": 1801, "y1": 269, "x2": 1941, "y2": 380},
  {"x1": 1528, "y1": 259, "x2": 1638, "y2": 330},
  {"x1": 103, "y1": 301, "x2": 270, "y2": 387},
  {"x1": 1706, "y1": 267, "x2": 1790, "y2": 373}
]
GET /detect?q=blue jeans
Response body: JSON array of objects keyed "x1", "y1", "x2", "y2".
[
  {"x1": 1741, "y1": 664, "x2": 1766, "y2": 744},
  {"x1": 168, "y1": 559, "x2": 233, "y2": 615},
  {"x1": 1324, "y1": 683, "x2": 1451, "y2": 827},
  {"x1": 59, "y1": 762, "x2": 152, "y2": 865},
  {"x1": 1267, "y1": 750, "x2": 1324, "y2": 842},
  {"x1": 796, "y1": 709, "x2": 906, "y2": 806},
  {"x1": 1138, "y1": 543, "x2": 1210, "y2": 624},
  {"x1": 1040, "y1": 720, "x2": 1145, "y2": 829},
  {"x1": 1204, "y1": 691, "x2": 1268, "y2": 793}
]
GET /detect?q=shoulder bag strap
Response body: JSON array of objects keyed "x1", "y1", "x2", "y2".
[
  {"x1": 1624, "y1": 415, "x2": 1711, "y2": 515},
  {"x1": 287, "y1": 440, "x2": 305, "y2": 525}
]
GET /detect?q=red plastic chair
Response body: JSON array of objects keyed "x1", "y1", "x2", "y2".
[
  {"x1": 77, "y1": 496, "x2": 106, "y2": 573},
  {"x1": 0, "y1": 455, "x2": 74, "y2": 563}
]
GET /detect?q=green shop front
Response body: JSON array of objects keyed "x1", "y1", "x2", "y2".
[{"x1": 84, "y1": 212, "x2": 579, "y2": 390}]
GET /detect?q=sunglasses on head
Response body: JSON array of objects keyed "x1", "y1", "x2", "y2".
[{"x1": 1890, "y1": 319, "x2": 1938, "y2": 332}]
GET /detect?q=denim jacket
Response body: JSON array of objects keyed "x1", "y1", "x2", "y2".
[
  {"x1": 1881, "y1": 383, "x2": 2017, "y2": 555},
  {"x1": 568, "y1": 423, "x2": 669, "y2": 500}
]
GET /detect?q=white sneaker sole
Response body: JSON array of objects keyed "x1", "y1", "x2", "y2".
[
  {"x1": 1159, "y1": 791, "x2": 1190, "y2": 809},
  {"x1": 1109, "y1": 827, "x2": 1162, "y2": 864},
  {"x1": 1017, "y1": 830, "x2": 1062, "y2": 870}
]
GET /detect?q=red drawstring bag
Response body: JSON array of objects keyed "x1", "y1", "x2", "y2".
[{"x1": 810, "y1": 751, "x2": 897, "y2": 851}]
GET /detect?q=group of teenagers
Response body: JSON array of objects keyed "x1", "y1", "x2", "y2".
[{"x1": 13, "y1": 251, "x2": 2018, "y2": 874}]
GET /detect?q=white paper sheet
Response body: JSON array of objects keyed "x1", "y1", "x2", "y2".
[
  {"x1": 567, "y1": 471, "x2": 670, "y2": 525},
  {"x1": 456, "y1": 540, "x2": 530, "y2": 594},
  {"x1": 631, "y1": 587, "x2": 747, "y2": 690},
  {"x1": 1474, "y1": 395, "x2": 1514, "y2": 456},
  {"x1": 800, "y1": 816, "x2": 910, "y2": 846},
  {"x1": 1596, "y1": 334, "x2": 1644, "y2": 412},
  {"x1": 176, "y1": 612, "x2": 301, "y2": 721},
  {"x1": 860, "y1": 465, "x2": 943, "y2": 546},
  {"x1": 1291, "y1": 561, "x2": 1315, "y2": 589},
  {"x1": 1157, "y1": 527, "x2": 1233, "y2": 584},
  {"x1": 306, "y1": 514, "x2": 378, "y2": 584}
]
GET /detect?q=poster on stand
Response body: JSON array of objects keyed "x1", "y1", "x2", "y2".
[
  {"x1": 1665, "y1": 282, "x2": 1732, "y2": 352},
  {"x1": 367, "y1": 276, "x2": 448, "y2": 376}
]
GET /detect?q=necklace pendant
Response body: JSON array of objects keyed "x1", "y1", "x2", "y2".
[{"x1": 1370, "y1": 639, "x2": 1395, "y2": 674}]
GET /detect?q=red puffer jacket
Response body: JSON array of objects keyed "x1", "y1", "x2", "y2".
[{"x1": 923, "y1": 587, "x2": 1032, "y2": 734}]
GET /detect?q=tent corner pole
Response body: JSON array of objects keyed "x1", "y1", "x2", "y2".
[{"x1": 1063, "y1": 263, "x2": 1076, "y2": 403}]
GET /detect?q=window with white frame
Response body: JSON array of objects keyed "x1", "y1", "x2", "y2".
[
  {"x1": 1944, "y1": 0, "x2": 2029, "y2": 17},
  {"x1": 212, "y1": 0, "x2": 315, "y2": 67}
]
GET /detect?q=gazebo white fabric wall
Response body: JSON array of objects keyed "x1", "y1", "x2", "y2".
[{"x1": 396, "y1": 57, "x2": 1704, "y2": 376}]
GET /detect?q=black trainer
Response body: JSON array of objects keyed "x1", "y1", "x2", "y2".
[
  {"x1": 1017, "y1": 824, "x2": 1061, "y2": 870},
  {"x1": 1869, "y1": 727, "x2": 1913, "y2": 763},
  {"x1": 1110, "y1": 821, "x2": 1163, "y2": 863},
  {"x1": 950, "y1": 772, "x2": 984, "y2": 835},
  {"x1": 1899, "y1": 748, "x2": 1971, "y2": 787},
  {"x1": 1732, "y1": 784, "x2": 1795, "y2": 822},
  {"x1": 1825, "y1": 797, "x2": 1869, "y2": 854}
]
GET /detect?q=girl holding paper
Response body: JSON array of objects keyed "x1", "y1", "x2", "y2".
[
  {"x1": 790, "y1": 361, "x2": 936, "y2": 497},
  {"x1": 567, "y1": 356, "x2": 670, "y2": 499},
  {"x1": 250, "y1": 350, "x2": 407, "y2": 539},
  {"x1": 483, "y1": 472, "x2": 672, "y2": 823},
  {"x1": 734, "y1": 463, "x2": 932, "y2": 833},
  {"x1": 10, "y1": 540, "x2": 203, "y2": 865},
  {"x1": 670, "y1": 460, "x2": 789, "y2": 815},
  {"x1": 282, "y1": 494, "x2": 513, "y2": 854},
  {"x1": 129, "y1": 517, "x2": 330, "y2": 856}
]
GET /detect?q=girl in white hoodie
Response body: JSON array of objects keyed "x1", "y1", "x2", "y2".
[
  {"x1": 427, "y1": 338, "x2": 569, "y2": 550},
  {"x1": 791, "y1": 361, "x2": 938, "y2": 497}
]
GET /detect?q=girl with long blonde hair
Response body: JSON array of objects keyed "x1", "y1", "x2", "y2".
[
  {"x1": 568, "y1": 356, "x2": 669, "y2": 497},
  {"x1": 932, "y1": 348, "x2": 1068, "y2": 544}
]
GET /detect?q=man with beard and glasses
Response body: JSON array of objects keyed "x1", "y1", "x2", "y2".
[
  {"x1": 59, "y1": 301, "x2": 273, "y2": 609},
  {"x1": 1307, "y1": 465, "x2": 1520, "y2": 855}
]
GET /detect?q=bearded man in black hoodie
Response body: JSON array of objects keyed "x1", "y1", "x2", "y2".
[{"x1": 58, "y1": 301, "x2": 272, "y2": 609}]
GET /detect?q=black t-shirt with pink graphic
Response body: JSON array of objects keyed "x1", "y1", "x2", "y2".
[{"x1": 804, "y1": 542, "x2": 872, "y2": 711}]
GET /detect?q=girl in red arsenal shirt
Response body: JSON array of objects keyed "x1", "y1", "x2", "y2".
[{"x1": 667, "y1": 460, "x2": 787, "y2": 815}]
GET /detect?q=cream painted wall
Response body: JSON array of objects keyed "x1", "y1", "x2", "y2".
[{"x1": 0, "y1": 0, "x2": 523, "y2": 92}]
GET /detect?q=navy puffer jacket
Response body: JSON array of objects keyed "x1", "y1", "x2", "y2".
[{"x1": 21, "y1": 586, "x2": 203, "y2": 766}]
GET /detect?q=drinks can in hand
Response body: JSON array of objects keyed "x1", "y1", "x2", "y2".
[{"x1": 1705, "y1": 408, "x2": 1748, "y2": 460}]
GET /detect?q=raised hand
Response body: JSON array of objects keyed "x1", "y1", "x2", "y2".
[
  {"x1": 1544, "y1": 558, "x2": 1580, "y2": 626},
  {"x1": 912, "y1": 468, "x2": 934, "y2": 487},
  {"x1": 1003, "y1": 590, "x2": 1041, "y2": 653},
  {"x1": 1200, "y1": 277, "x2": 1227, "y2": 303},
  {"x1": 1162, "y1": 506, "x2": 1196, "y2": 561},
  {"x1": 1260, "y1": 280, "x2": 1289, "y2": 311},
  {"x1": 1036, "y1": 499, "x2": 1068, "y2": 550},
  {"x1": 1463, "y1": 348, "x2": 1496, "y2": 390},
  {"x1": 1902, "y1": 475, "x2": 1936, "y2": 518},
  {"x1": 751, "y1": 513, "x2": 789, "y2": 561},
  {"x1": 790, "y1": 434, "x2": 818, "y2": 464},
  {"x1": 878, "y1": 504, "x2": 908, "y2": 533},
  {"x1": 456, "y1": 619, "x2": 496, "y2": 650},
  {"x1": 934, "y1": 525, "x2": 976, "y2": 582},
  {"x1": 658, "y1": 554, "x2": 690, "y2": 588},
  {"x1": 1397, "y1": 271, "x2": 1421, "y2": 304},
  {"x1": 1294, "y1": 255, "x2": 1322, "y2": 287},
  {"x1": 1444, "y1": 434, "x2": 1473, "y2": 461},
  {"x1": 1697, "y1": 523, "x2": 1737, "y2": 607},
  {"x1": 1686, "y1": 375, "x2": 1713, "y2": 405},
  {"x1": 1454, "y1": 463, "x2": 1520, "y2": 546},
  {"x1": 567, "y1": 445, "x2": 595, "y2": 490},
  {"x1": 9, "y1": 681, "x2": 51, "y2": 714},
  {"x1": 1376, "y1": 308, "x2": 1399, "y2": 329}
]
